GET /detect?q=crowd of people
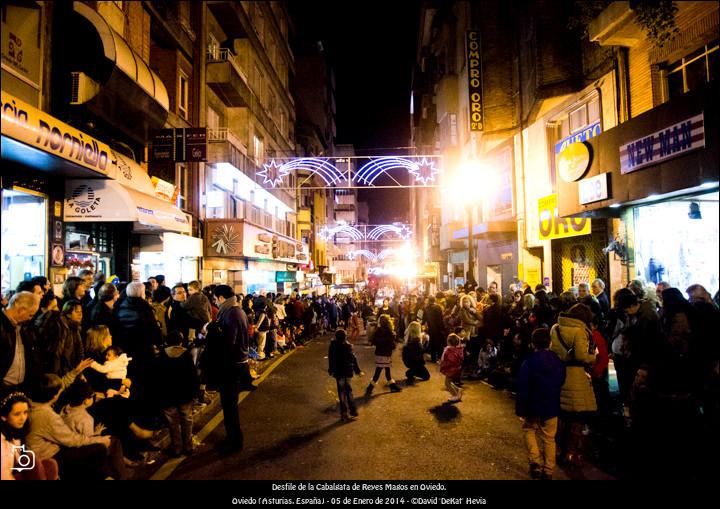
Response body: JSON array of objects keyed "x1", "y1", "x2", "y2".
[
  {"x1": 2, "y1": 270, "x2": 719, "y2": 481},
  {"x1": 0, "y1": 271, "x2": 344, "y2": 479},
  {"x1": 327, "y1": 278, "x2": 720, "y2": 480}
]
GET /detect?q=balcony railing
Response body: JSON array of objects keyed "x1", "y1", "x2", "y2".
[{"x1": 207, "y1": 47, "x2": 249, "y2": 84}]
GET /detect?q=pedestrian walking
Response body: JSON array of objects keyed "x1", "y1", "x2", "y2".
[
  {"x1": 328, "y1": 329, "x2": 363, "y2": 422},
  {"x1": 440, "y1": 333, "x2": 464, "y2": 403},
  {"x1": 516, "y1": 328, "x2": 565, "y2": 480}
]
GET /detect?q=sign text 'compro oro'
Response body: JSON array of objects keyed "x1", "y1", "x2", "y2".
[
  {"x1": 538, "y1": 194, "x2": 590, "y2": 240},
  {"x1": 466, "y1": 31, "x2": 483, "y2": 132}
]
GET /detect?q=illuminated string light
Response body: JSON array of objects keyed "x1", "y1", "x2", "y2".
[
  {"x1": 348, "y1": 250, "x2": 377, "y2": 262},
  {"x1": 354, "y1": 157, "x2": 442, "y2": 186},
  {"x1": 259, "y1": 158, "x2": 346, "y2": 188},
  {"x1": 257, "y1": 160, "x2": 290, "y2": 187},
  {"x1": 408, "y1": 157, "x2": 439, "y2": 185},
  {"x1": 367, "y1": 224, "x2": 412, "y2": 240},
  {"x1": 319, "y1": 224, "x2": 363, "y2": 241}
]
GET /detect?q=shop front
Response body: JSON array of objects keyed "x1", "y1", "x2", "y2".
[
  {"x1": 203, "y1": 219, "x2": 309, "y2": 295},
  {"x1": 1, "y1": 91, "x2": 113, "y2": 294},
  {"x1": 557, "y1": 82, "x2": 719, "y2": 294},
  {"x1": 538, "y1": 194, "x2": 610, "y2": 294},
  {"x1": 63, "y1": 169, "x2": 194, "y2": 283}
]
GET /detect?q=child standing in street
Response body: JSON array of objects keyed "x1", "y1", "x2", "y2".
[
  {"x1": 440, "y1": 334, "x2": 465, "y2": 402},
  {"x1": 365, "y1": 314, "x2": 402, "y2": 394},
  {"x1": 516, "y1": 328, "x2": 566, "y2": 480},
  {"x1": 328, "y1": 329, "x2": 362, "y2": 421}
]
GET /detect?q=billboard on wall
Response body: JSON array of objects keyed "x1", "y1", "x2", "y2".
[{"x1": 538, "y1": 194, "x2": 590, "y2": 240}]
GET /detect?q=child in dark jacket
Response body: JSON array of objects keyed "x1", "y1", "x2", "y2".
[
  {"x1": 328, "y1": 329, "x2": 363, "y2": 421},
  {"x1": 158, "y1": 331, "x2": 200, "y2": 456},
  {"x1": 516, "y1": 328, "x2": 566, "y2": 480},
  {"x1": 366, "y1": 314, "x2": 402, "y2": 394}
]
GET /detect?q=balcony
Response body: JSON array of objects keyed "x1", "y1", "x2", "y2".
[
  {"x1": 207, "y1": 127, "x2": 258, "y2": 179},
  {"x1": 588, "y1": 1, "x2": 644, "y2": 47},
  {"x1": 207, "y1": 48, "x2": 252, "y2": 107}
]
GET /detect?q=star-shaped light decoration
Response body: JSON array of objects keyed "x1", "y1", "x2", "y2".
[
  {"x1": 409, "y1": 157, "x2": 439, "y2": 185},
  {"x1": 258, "y1": 159, "x2": 290, "y2": 187},
  {"x1": 399, "y1": 225, "x2": 413, "y2": 239}
]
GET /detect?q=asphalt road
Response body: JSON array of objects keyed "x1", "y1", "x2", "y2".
[{"x1": 156, "y1": 334, "x2": 614, "y2": 480}]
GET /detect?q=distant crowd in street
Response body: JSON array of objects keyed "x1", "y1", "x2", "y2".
[{"x1": 327, "y1": 277, "x2": 720, "y2": 481}]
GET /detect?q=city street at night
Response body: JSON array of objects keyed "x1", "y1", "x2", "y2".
[
  {"x1": 1, "y1": 0, "x2": 719, "y2": 496},
  {"x1": 143, "y1": 333, "x2": 613, "y2": 481}
]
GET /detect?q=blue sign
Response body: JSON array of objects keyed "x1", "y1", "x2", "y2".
[{"x1": 555, "y1": 121, "x2": 602, "y2": 154}]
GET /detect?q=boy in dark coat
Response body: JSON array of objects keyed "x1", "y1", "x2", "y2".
[
  {"x1": 328, "y1": 329, "x2": 362, "y2": 421},
  {"x1": 516, "y1": 327, "x2": 565, "y2": 480}
]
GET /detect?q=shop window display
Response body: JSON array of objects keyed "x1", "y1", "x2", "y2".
[
  {"x1": 1, "y1": 188, "x2": 47, "y2": 294},
  {"x1": 633, "y1": 192, "x2": 719, "y2": 293}
]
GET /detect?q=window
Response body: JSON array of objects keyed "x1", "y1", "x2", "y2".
[
  {"x1": 1, "y1": 188, "x2": 47, "y2": 294},
  {"x1": 178, "y1": 71, "x2": 189, "y2": 120},
  {"x1": 665, "y1": 41, "x2": 719, "y2": 101},
  {"x1": 176, "y1": 164, "x2": 188, "y2": 210},
  {"x1": 548, "y1": 92, "x2": 602, "y2": 188},
  {"x1": 253, "y1": 135, "x2": 264, "y2": 166}
]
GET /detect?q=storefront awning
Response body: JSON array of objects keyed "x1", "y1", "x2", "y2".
[
  {"x1": 64, "y1": 179, "x2": 190, "y2": 234},
  {"x1": 66, "y1": 2, "x2": 168, "y2": 143}
]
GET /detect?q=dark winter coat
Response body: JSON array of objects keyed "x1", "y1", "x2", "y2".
[
  {"x1": 203, "y1": 297, "x2": 250, "y2": 385},
  {"x1": 328, "y1": 340, "x2": 361, "y2": 379},
  {"x1": 422, "y1": 303, "x2": 445, "y2": 339},
  {"x1": 113, "y1": 296, "x2": 162, "y2": 360},
  {"x1": 34, "y1": 311, "x2": 84, "y2": 377},
  {"x1": 402, "y1": 340, "x2": 425, "y2": 370},
  {"x1": 516, "y1": 349, "x2": 566, "y2": 419},
  {"x1": 371, "y1": 326, "x2": 397, "y2": 357},
  {"x1": 87, "y1": 300, "x2": 117, "y2": 332},
  {"x1": 0, "y1": 311, "x2": 36, "y2": 386},
  {"x1": 157, "y1": 346, "x2": 200, "y2": 407}
]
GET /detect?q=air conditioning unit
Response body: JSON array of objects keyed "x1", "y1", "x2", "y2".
[{"x1": 70, "y1": 72, "x2": 101, "y2": 105}]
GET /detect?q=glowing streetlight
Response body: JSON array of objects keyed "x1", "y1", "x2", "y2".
[{"x1": 449, "y1": 159, "x2": 491, "y2": 287}]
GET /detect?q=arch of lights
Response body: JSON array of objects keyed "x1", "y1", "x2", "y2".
[
  {"x1": 347, "y1": 250, "x2": 377, "y2": 262},
  {"x1": 318, "y1": 224, "x2": 364, "y2": 241},
  {"x1": 366, "y1": 224, "x2": 412, "y2": 240},
  {"x1": 318, "y1": 224, "x2": 413, "y2": 242},
  {"x1": 257, "y1": 156, "x2": 441, "y2": 189}
]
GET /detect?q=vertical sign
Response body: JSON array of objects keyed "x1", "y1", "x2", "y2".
[{"x1": 466, "y1": 31, "x2": 483, "y2": 132}]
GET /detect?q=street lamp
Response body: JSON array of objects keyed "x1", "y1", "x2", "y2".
[{"x1": 451, "y1": 160, "x2": 487, "y2": 289}]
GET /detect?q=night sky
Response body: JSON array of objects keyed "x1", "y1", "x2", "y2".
[{"x1": 290, "y1": 2, "x2": 420, "y2": 223}]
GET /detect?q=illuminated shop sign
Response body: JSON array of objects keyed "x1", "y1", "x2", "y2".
[
  {"x1": 620, "y1": 113, "x2": 705, "y2": 174},
  {"x1": 578, "y1": 173, "x2": 608, "y2": 205},
  {"x1": 554, "y1": 121, "x2": 601, "y2": 154},
  {"x1": 1, "y1": 91, "x2": 110, "y2": 175},
  {"x1": 466, "y1": 31, "x2": 483, "y2": 132},
  {"x1": 538, "y1": 194, "x2": 590, "y2": 240}
]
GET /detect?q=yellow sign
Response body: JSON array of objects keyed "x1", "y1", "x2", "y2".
[
  {"x1": 1, "y1": 91, "x2": 110, "y2": 175},
  {"x1": 558, "y1": 141, "x2": 590, "y2": 182},
  {"x1": 538, "y1": 194, "x2": 590, "y2": 240}
]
